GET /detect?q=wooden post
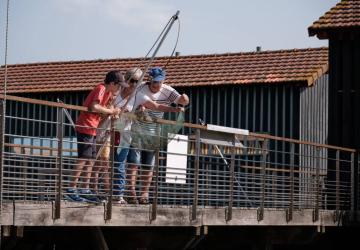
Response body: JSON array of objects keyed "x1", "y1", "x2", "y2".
[
  {"x1": 287, "y1": 143, "x2": 295, "y2": 222},
  {"x1": 106, "y1": 119, "x2": 115, "y2": 221},
  {"x1": 226, "y1": 134, "x2": 235, "y2": 221},
  {"x1": 192, "y1": 129, "x2": 200, "y2": 221},
  {"x1": 54, "y1": 107, "x2": 64, "y2": 219}
]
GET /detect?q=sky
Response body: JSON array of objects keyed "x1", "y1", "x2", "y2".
[{"x1": 0, "y1": 0, "x2": 338, "y2": 65}]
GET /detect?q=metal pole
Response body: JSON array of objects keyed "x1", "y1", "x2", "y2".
[
  {"x1": 0, "y1": 101, "x2": 5, "y2": 217},
  {"x1": 98, "y1": 11, "x2": 180, "y2": 156},
  {"x1": 120, "y1": 11, "x2": 180, "y2": 107},
  {"x1": 257, "y1": 139, "x2": 268, "y2": 221},
  {"x1": 138, "y1": 11, "x2": 180, "y2": 83},
  {"x1": 106, "y1": 119, "x2": 115, "y2": 221},
  {"x1": 1, "y1": 1, "x2": 11, "y2": 240},
  {"x1": 151, "y1": 148, "x2": 160, "y2": 221},
  {"x1": 313, "y1": 147, "x2": 320, "y2": 222},
  {"x1": 335, "y1": 150, "x2": 340, "y2": 221},
  {"x1": 287, "y1": 143, "x2": 295, "y2": 222},
  {"x1": 192, "y1": 129, "x2": 200, "y2": 221},
  {"x1": 54, "y1": 107, "x2": 64, "y2": 219},
  {"x1": 210, "y1": 138, "x2": 253, "y2": 206},
  {"x1": 226, "y1": 134, "x2": 235, "y2": 221},
  {"x1": 350, "y1": 152, "x2": 355, "y2": 213}
]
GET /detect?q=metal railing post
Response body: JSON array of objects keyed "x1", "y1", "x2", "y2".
[
  {"x1": 106, "y1": 119, "x2": 115, "y2": 221},
  {"x1": 226, "y1": 134, "x2": 236, "y2": 221},
  {"x1": 350, "y1": 152, "x2": 355, "y2": 213},
  {"x1": 286, "y1": 143, "x2": 295, "y2": 222},
  {"x1": 313, "y1": 147, "x2": 320, "y2": 222},
  {"x1": 334, "y1": 150, "x2": 340, "y2": 221},
  {"x1": 192, "y1": 129, "x2": 200, "y2": 221},
  {"x1": 257, "y1": 139, "x2": 268, "y2": 221},
  {"x1": 151, "y1": 148, "x2": 160, "y2": 221},
  {"x1": 0, "y1": 100, "x2": 5, "y2": 222},
  {"x1": 355, "y1": 152, "x2": 360, "y2": 215},
  {"x1": 54, "y1": 107, "x2": 64, "y2": 219}
]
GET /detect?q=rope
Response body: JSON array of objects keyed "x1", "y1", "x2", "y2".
[
  {"x1": 163, "y1": 18, "x2": 181, "y2": 70},
  {"x1": 0, "y1": 0, "x2": 11, "y2": 238},
  {"x1": 129, "y1": 12, "x2": 180, "y2": 105},
  {"x1": 94, "y1": 11, "x2": 181, "y2": 163}
]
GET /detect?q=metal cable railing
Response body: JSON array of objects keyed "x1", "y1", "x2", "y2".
[{"x1": 0, "y1": 94, "x2": 356, "y2": 222}]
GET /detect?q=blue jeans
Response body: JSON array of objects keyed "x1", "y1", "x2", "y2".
[
  {"x1": 113, "y1": 147, "x2": 129, "y2": 196},
  {"x1": 127, "y1": 146, "x2": 155, "y2": 169}
]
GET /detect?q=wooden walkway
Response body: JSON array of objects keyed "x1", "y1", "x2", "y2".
[{"x1": 1, "y1": 201, "x2": 344, "y2": 227}]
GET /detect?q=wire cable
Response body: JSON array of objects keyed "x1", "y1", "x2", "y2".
[
  {"x1": 163, "y1": 18, "x2": 181, "y2": 70},
  {"x1": 2, "y1": 0, "x2": 10, "y2": 97}
]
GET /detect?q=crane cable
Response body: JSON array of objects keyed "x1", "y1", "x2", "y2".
[
  {"x1": 163, "y1": 17, "x2": 180, "y2": 70},
  {"x1": 95, "y1": 11, "x2": 181, "y2": 160},
  {"x1": 0, "y1": 0, "x2": 11, "y2": 238},
  {"x1": 2, "y1": 0, "x2": 10, "y2": 98}
]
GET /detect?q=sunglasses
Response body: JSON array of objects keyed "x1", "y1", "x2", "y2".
[
  {"x1": 151, "y1": 80, "x2": 162, "y2": 85},
  {"x1": 129, "y1": 79, "x2": 138, "y2": 84},
  {"x1": 114, "y1": 80, "x2": 125, "y2": 85}
]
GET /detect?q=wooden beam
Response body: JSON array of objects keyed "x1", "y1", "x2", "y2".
[{"x1": 0, "y1": 202, "x2": 344, "y2": 227}]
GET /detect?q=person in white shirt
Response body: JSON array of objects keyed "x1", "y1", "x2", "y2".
[
  {"x1": 112, "y1": 68, "x2": 185, "y2": 204},
  {"x1": 126, "y1": 67, "x2": 189, "y2": 204}
]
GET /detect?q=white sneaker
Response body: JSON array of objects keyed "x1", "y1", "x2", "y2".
[{"x1": 114, "y1": 197, "x2": 127, "y2": 204}]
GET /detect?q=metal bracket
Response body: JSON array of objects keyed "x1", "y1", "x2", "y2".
[
  {"x1": 182, "y1": 226, "x2": 208, "y2": 250},
  {"x1": 313, "y1": 209, "x2": 319, "y2": 222},
  {"x1": 257, "y1": 207, "x2": 264, "y2": 221},
  {"x1": 333, "y1": 210, "x2": 340, "y2": 222},
  {"x1": 285, "y1": 208, "x2": 292, "y2": 222},
  {"x1": 225, "y1": 207, "x2": 232, "y2": 222}
]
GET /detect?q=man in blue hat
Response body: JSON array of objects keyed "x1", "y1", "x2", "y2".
[{"x1": 126, "y1": 67, "x2": 189, "y2": 204}]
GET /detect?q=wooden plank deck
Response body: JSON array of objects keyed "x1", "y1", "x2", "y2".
[{"x1": 0, "y1": 201, "x2": 343, "y2": 227}]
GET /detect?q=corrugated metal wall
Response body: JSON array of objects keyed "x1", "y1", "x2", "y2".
[
  {"x1": 7, "y1": 84, "x2": 305, "y2": 140},
  {"x1": 298, "y1": 74, "x2": 329, "y2": 206},
  {"x1": 5, "y1": 79, "x2": 333, "y2": 149},
  {"x1": 6, "y1": 93, "x2": 85, "y2": 138},
  {"x1": 328, "y1": 37, "x2": 360, "y2": 210},
  {"x1": 299, "y1": 74, "x2": 329, "y2": 145},
  {"x1": 177, "y1": 84, "x2": 300, "y2": 139}
]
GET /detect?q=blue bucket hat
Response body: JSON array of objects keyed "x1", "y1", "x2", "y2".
[{"x1": 148, "y1": 67, "x2": 166, "y2": 82}]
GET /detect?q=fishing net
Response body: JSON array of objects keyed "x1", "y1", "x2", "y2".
[{"x1": 114, "y1": 110, "x2": 185, "y2": 150}]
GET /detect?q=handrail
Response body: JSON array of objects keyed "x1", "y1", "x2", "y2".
[
  {"x1": 4, "y1": 143, "x2": 77, "y2": 153},
  {"x1": 4, "y1": 143, "x2": 329, "y2": 176},
  {"x1": 0, "y1": 93, "x2": 356, "y2": 152}
]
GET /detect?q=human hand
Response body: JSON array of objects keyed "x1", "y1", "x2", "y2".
[
  {"x1": 180, "y1": 94, "x2": 189, "y2": 105},
  {"x1": 138, "y1": 105, "x2": 146, "y2": 112},
  {"x1": 111, "y1": 107, "x2": 121, "y2": 116}
]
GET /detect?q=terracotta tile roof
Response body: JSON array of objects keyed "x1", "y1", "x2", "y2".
[
  {"x1": 309, "y1": 0, "x2": 360, "y2": 38},
  {"x1": 0, "y1": 47, "x2": 328, "y2": 94}
]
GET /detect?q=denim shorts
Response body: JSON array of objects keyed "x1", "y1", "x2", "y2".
[
  {"x1": 77, "y1": 132, "x2": 96, "y2": 159},
  {"x1": 127, "y1": 146, "x2": 155, "y2": 169}
]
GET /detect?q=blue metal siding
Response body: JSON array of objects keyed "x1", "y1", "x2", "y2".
[{"x1": 5, "y1": 77, "x2": 332, "y2": 147}]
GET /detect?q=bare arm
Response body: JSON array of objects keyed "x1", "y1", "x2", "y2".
[
  {"x1": 143, "y1": 100, "x2": 184, "y2": 113},
  {"x1": 176, "y1": 94, "x2": 189, "y2": 106},
  {"x1": 89, "y1": 101, "x2": 120, "y2": 115}
]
